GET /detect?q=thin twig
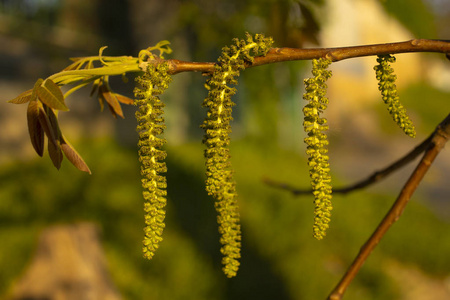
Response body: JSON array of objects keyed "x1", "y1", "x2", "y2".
[
  {"x1": 328, "y1": 113, "x2": 450, "y2": 300},
  {"x1": 165, "y1": 39, "x2": 450, "y2": 74},
  {"x1": 263, "y1": 133, "x2": 433, "y2": 195}
]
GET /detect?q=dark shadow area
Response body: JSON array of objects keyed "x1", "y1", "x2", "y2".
[{"x1": 165, "y1": 150, "x2": 292, "y2": 300}]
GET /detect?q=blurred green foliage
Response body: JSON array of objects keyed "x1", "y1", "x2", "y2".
[
  {"x1": 0, "y1": 136, "x2": 449, "y2": 299},
  {"x1": 400, "y1": 82, "x2": 450, "y2": 134},
  {"x1": 380, "y1": 0, "x2": 438, "y2": 38}
]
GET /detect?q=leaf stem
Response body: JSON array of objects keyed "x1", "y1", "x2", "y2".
[{"x1": 49, "y1": 64, "x2": 142, "y2": 85}]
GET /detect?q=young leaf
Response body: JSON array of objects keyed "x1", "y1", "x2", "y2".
[
  {"x1": 48, "y1": 137, "x2": 63, "y2": 170},
  {"x1": 27, "y1": 100, "x2": 45, "y2": 157},
  {"x1": 8, "y1": 89, "x2": 32, "y2": 104},
  {"x1": 61, "y1": 137, "x2": 91, "y2": 174},
  {"x1": 32, "y1": 78, "x2": 43, "y2": 101},
  {"x1": 100, "y1": 84, "x2": 124, "y2": 118},
  {"x1": 115, "y1": 93, "x2": 134, "y2": 105},
  {"x1": 98, "y1": 96, "x2": 105, "y2": 112},
  {"x1": 37, "y1": 104, "x2": 58, "y2": 148},
  {"x1": 64, "y1": 57, "x2": 86, "y2": 71},
  {"x1": 36, "y1": 78, "x2": 69, "y2": 111},
  {"x1": 45, "y1": 106, "x2": 62, "y2": 139},
  {"x1": 90, "y1": 78, "x2": 101, "y2": 97},
  {"x1": 92, "y1": 80, "x2": 105, "y2": 112}
]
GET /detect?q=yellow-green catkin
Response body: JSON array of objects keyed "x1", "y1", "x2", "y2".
[
  {"x1": 302, "y1": 58, "x2": 333, "y2": 240},
  {"x1": 134, "y1": 62, "x2": 172, "y2": 259},
  {"x1": 201, "y1": 33, "x2": 273, "y2": 277},
  {"x1": 374, "y1": 55, "x2": 416, "y2": 138}
]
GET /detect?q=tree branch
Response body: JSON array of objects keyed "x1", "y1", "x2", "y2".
[
  {"x1": 328, "y1": 113, "x2": 450, "y2": 300},
  {"x1": 166, "y1": 39, "x2": 450, "y2": 74},
  {"x1": 263, "y1": 133, "x2": 433, "y2": 195}
]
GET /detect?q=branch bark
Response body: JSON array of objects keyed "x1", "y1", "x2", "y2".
[
  {"x1": 165, "y1": 39, "x2": 450, "y2": 74},
  {"x1": 328, "y1": 113, "x2": 450, "y2": 300}
]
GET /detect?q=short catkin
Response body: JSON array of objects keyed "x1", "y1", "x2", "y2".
[
  {"x1": 374, "y1": 55, "x2": 416, "y2": 138},
  {"x1": 302, "y1": 58, "x2": 333, "y2": 240},
  {"x1": 134, "y1": 62, "x2": 172, "y2": 259},
  {"x1": 201, "y1": 33, "x2": 273, "y2": 277}
]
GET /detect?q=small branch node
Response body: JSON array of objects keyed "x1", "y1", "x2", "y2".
[{"x1": 411, "y1": 39, "x2": 422, "y2": 46}]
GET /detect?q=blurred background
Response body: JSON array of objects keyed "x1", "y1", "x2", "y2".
[{"x1": 0, "y1": 0, "x2": 449, "y2": 299}]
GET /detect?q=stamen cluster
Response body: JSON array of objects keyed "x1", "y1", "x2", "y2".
[
  {"x1": 374, "y1": 55, "x2": 416, "y2": 138},
  {"x1": 134, "y1": 62, "x2": 172, "y2": 259},
  {"x1": 201, "y1": 33, "x2": 273, "y2": 277},
  {"x1": 302, "y1": 58, "x2": 333, "y2": 240}
]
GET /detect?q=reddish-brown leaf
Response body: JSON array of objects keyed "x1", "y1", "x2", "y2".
[
  {"x1": 61, "y1": 137, "x2": 91, "y2": 174},
  {"x1": 37, "y1": 104, "x2": 58, "y2": 148},
  {"x1": 98, "y1": 96, "x2": 105, "y2": 112},
  {"x1": 115, "y1": 93, "x2": 134, "y2": 105},
  {"x1": 106, "y1": 102, "x2": 119, "y2": 118},
  {"x1": 8, "y1": 89, "x2": 33, "y2": 104},
  {"x1": 100, "y1": 85, "x2": 124, "y2": 118},
  {"x1": 91, "y1": 79, "x2": 105, "y2": 111},
  {"x1": 27, "y1": 101, "x2": 45, "y2": 157},
  {"x1": 48, "y1": 138, "x2": 63, "y2": 170},
  {"x1": 45, "y1": 106, "x2": 62, "y2": 140}
]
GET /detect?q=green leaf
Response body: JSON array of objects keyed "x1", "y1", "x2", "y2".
[
  {"x1": 26, "y1": 101, "x2": 45, "y2": 157},
  {"x1": 31, "y1": 78, "x2": 43, "y2": 102},
  {"x1": 64, "y1": 57, "x2": 85, "y2": 70},
  {"x1": 61, "y1": 137, "x2": 91, "y2": 174},
  {"x1": 8, "y1": 89, "x2": 32, "y2": 104},
  {"x1": 36, "y1": 78, "x2": 69, "y2": 111}
]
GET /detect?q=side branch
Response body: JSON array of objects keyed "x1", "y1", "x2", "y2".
[
  {"x1": 263, "y1": 133, "x2": 433, "y2": 195},
  {"x1": 328, "y1": 113, "x2": 450, "y2": 300},
  {"x1": 166, "y1": 39, "x2": 450, "y2": 74}
]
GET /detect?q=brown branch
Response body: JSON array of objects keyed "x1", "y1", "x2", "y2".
[
  {"x1": 328, "y1": 113, "x2": 450, "y2": 300},
  {"x1": 263, "y1": 133, "x2": 433, "y2": 195},
  {"x1": 166, "y1": 39, "x2": 450, "y2": 74},
  {"x1": 166, "y1": 60, "x2": 215, "y2": 74}
]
